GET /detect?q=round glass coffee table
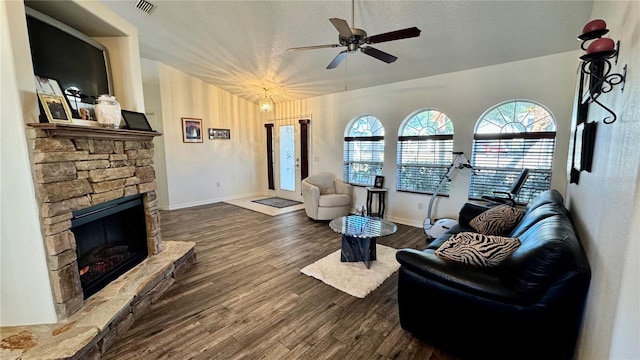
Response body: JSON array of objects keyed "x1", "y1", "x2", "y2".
[{"x1": 329, "y1": 215, "x2": 398, "y2": 268}]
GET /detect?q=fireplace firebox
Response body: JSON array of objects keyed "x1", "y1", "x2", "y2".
[{"x1": 71, "y1": 194, "x2": 148, "y2": 299}]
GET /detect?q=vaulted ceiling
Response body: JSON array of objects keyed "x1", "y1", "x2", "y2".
[{"x1": 99, "y1": 0, "x2": 594, "y2": 105}]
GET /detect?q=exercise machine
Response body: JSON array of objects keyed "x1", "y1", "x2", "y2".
[
  {"x1": 423, "y1": 152, "x2": 472, "y2": 240},
  {"x1": 481, "y1": 168, "x2": 530, "y2": 206}
]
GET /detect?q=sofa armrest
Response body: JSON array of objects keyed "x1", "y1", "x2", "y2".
[
  {"x1": 334, "y1": 179, "x2": 352, "y2": 196},
  {"x1": 458, "y1": 202, "x2": 490, "y2": 227},
  {"x1": 396, "y1": 248, "x2": 524, "y2": 303}
]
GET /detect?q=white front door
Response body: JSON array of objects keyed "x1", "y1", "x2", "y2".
[{"x1": 274, "y1": 122, "x2": 302, "y2": 201}]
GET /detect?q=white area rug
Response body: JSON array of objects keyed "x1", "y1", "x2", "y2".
[
  {"x1": 300, "y1": 245, "x2": 400, "y2": 298},
  {"x1": 225, "y1": 196, "x2": 304, "y2": 216}
]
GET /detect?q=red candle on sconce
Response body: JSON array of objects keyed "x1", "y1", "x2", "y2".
[
  {"x1": 578, "y1": 18, "x2": 609, "y2": 44},
  {"x1": 586, "y1": 37, "x2": 615, "y2": 54},
  {"x1": 582, "y1": 19, "x2": 607, "y2": 34}
]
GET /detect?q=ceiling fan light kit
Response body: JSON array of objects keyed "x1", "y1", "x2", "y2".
[{"x1": 287, "y1": 1, "x2": 420, "y2": 69}]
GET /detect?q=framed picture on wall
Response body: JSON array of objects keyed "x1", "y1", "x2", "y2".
[
  {"x1": 208, "y1": 128, "x2": 230, "y2": 140},
  {"x1": 573, "y1": 122, "x2": 597, "y2": 172},
  {"x1": 182, "y1": 117, "x2": 203, "y2": 143},
  {"x1": 569, "y1": 64, "x2": 597, "y2": 184}
]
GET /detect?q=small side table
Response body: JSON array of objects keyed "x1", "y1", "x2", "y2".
[{"x1": 366, "y1": 187, "x2": 388, "y2": 218}]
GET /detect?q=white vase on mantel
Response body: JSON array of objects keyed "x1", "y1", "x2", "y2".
[{"x1": 94, "y1": 94, "x2": 122, "y2": 128}]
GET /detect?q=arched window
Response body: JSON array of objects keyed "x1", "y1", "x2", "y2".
[
  {"x1": 470, "y1": 100, "x2": 556, "y2": 204},
  {"x1": 343, "y1": 115, "x2": 385, "y2": 186},
  {"x1": 397, "y1": 109, "x2": 454, "y2": 194}
]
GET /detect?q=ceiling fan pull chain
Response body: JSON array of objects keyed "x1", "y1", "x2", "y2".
[{"x1": 344, "y1": 59, "x2": 348, "y2": 92}]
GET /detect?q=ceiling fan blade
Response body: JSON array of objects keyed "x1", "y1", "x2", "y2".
[
  {"x1": 329, "y1": 18, "x2": 354, "y2": 39},
  {"x1": 287, "y1": 44, "x2": 341, "y2": 51},
  {"x1": 361, "y1": 46, "x2": 397, "y2": 63},
  {"x1": 367, "y1": 27, "x2": 421, "y2": 44},
  {"x1": 326, "y1": 50, "x2": 349, "y2": 69}
]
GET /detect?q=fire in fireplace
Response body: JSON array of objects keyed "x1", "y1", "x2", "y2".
[{"x1": 71, "y1": 194, "x2": 148, "y2": 299}]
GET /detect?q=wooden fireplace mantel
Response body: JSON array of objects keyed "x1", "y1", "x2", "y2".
[{"x1": 27, "y1": 123, "x2": 162, "y2": 142}]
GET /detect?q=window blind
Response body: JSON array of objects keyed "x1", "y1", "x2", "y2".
[
  {"x1": 469, "y1": 132, "x2": 556, "y2": 204},
  {"x1": 396, "y1": 135, "x2": 453, "y2": 194},
  {"x1": 343, "y1": 136, "x2": 384, "y2": 186}
]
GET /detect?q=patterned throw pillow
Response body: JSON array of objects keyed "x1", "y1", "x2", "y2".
[
  {"x1": 435, "y1": 232, "x2": 521, "y2": 267},
  {"x1": 469, "y1": 204, "x2": 524, "y2": 236}
]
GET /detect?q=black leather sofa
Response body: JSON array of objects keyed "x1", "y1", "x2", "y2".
[{"x1": 396, "y1": 190, "x2": 591, "y2": 360}]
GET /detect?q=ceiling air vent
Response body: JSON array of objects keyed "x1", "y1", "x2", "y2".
[{"x1": 134, "y1": 0, "x2": 157, "y2": 14}]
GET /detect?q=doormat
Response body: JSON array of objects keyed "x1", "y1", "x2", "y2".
[{"x1": 251, "y1": 197, "x2": 303, "y2": 208}]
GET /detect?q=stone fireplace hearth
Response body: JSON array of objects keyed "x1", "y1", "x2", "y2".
[{"x1": 0, "y1": 124, "x2": 196, "y2": 359}]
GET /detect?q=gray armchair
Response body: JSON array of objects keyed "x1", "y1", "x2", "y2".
[{"x1": 301, "y1": 173, "x2": 352, "y2": 220}]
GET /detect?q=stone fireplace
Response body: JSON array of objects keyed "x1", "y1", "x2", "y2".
[
  {"x1": 26, "y1": 124, "x2": 165, "y2": 319},
  {"x1": 0, "y1": 124, "x2": 196, "y2": 359}
]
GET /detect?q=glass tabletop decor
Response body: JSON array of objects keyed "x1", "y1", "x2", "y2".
[{"x1": 329, "y1": 215, "x2": 397, "y2": 238}]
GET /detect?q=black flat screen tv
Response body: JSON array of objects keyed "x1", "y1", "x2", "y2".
[{"x1": 25, "y1": 7, "x2": 113, "y2": 120}]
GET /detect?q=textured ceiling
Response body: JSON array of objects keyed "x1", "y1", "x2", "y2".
[{"x1": 99, "y1": 0, "x2": 594, "y2": 105}]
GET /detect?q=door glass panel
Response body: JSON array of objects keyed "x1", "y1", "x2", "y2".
[{"x1": 279, "y1": 125, "x2": 295, "y2": 191}]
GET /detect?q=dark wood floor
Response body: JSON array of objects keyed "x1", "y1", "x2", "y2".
[{"x1": 104, "y1": 203, "x2": 458, "y2": 360}]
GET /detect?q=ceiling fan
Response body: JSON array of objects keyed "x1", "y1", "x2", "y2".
[{"x1": 287, "y1": 0, "x2": 421, "y2": 69}]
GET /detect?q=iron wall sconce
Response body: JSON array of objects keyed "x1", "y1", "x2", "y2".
[{"x1": 578, "y1": 19, "x2": 627, "y2": 124}]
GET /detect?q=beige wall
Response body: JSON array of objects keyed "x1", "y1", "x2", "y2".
[
  {"x1": 142, "y1": 53, "x2": 579, "y2": 221},
  {"x1": 1, "y1": 0, "x2": 57, "y2": 326},
  {"x1": 567, "y1": 1, "x2": 640, "y2": 359},
  {"x1": 144, "y1": 63, "x2": 265, "y2": 210},
  {"x1": 266, "y1": 51, "x2": 579, "y2": 227}
]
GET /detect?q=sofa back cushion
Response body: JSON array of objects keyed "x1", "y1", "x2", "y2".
[
  {"x1": 501, "y1": 214, "x2": 582, "y2": 300},
  {"x1": 524, "y1": 189, "x2": 565, "y2": 214},
  {"x1": 508, "y1": 203, "x2": 567, "y2": 238},
  {"x1": 495, "y1": 189, "x2": 590, "y2": 301}
]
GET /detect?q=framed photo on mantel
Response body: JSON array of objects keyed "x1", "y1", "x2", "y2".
[{"x1": 38, "y1": 93, "x2": 72, "y2": 124}]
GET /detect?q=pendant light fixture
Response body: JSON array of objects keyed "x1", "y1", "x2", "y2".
[{"x1": 259, "y1": 88, "x2": 273, "y2": 112}]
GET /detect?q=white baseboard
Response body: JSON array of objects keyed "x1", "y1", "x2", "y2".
[{"x1": 160, "y1": 191, "x2": 266, "y2": 211}]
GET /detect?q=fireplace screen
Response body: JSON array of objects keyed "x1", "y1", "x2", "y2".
[{"x1": 71, "y1": 194, "x2": 148, "y2": 299}]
